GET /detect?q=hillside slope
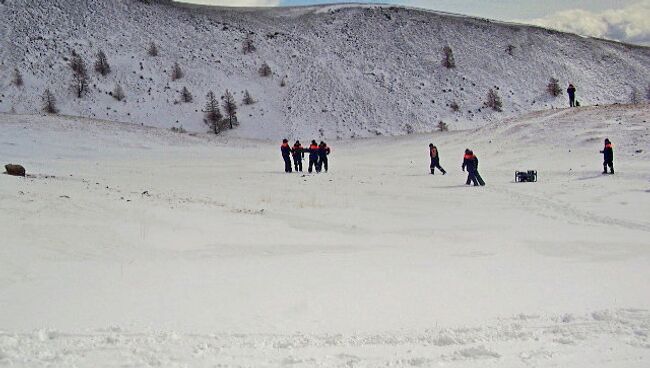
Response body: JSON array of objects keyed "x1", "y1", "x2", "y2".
[
  {"x1": 1, "y1": 104, "x2": 649, "y2": 366},
  {"x1": 1, "y1": 0, "x2": 649, "y2": 139}
]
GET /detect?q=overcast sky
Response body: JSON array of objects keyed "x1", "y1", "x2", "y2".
[{"x1": 176, "y1": 0, "x2": 650, "y2": 45}]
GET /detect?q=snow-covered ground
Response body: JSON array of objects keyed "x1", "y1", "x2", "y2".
[
  {"x1": 1, "y1": 104, "x2": 649, "y2": 366},
  {"x1": 1, "y1": 0, "x2": 649, "y2": 139}
]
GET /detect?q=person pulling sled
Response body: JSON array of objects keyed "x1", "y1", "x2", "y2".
[{"x1": 462, "y1": 149, "x2": 485, "y2": 186}]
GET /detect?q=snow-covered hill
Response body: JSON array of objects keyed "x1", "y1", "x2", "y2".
[{"x1": 1, "y1": 0, "x2": 648, "y2": 139}]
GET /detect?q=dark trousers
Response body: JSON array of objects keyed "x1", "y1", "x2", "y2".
[
  {"x1": 569, "y1": 96, "x2": 575, "y2": 107},
  {"x1": 293, "y1": 157, "x2": 302, "y2": 172},
  {"x1": 308, "y1": 157, "x2": 318, "y2": 173},
  {"x1": 603, "y1": 160, "x2": 614, "y2": 174},
  {"x1": 319, "y1": 157, "x2": 328, "y2": 172},
  {"x1": 283, "y1": 155, "x2": 292, "y2": 173},
  {"x1": 466, "y1": 170, "x2": 485, "y2": 186},
  {"x1": 430, "y1": 158, "x2": 446, "y2": 174}
]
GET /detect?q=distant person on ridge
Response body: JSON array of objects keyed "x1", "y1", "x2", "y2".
[
  {"x1": 600, "y1": 138, "x2": 614, "y2": 174},
  {"x1": 281, "y1": 139, "x2": 293, "y2": 173},
  {"x1": 462, "y1": 149, "x2": 485, "y2": 186},
  {"x1": 317, "y1": 141, "x2": 331, "y2": 173},
  {"x1": 567, "y1": 83, "x2": 577, "y2": 107},
  {"x1": 292, "y1": 140, "x2": 304, "y2": 172},
  {"x1": 429, "y1": 144, "x2": 446, "y2": 175},
  {"x1": 307, "y1": 140, "x2": 319, "y2": 173}
]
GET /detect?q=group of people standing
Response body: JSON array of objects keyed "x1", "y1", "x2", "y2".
[
  {"x1": 281, "y1": 139, "x2": 331, "y2": 173},
  {"x1": 429, "y1": 144, "x2": 485, "y2": 186}
]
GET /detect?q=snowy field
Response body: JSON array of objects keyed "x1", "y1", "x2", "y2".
[{"x1": 1, "y1": 104, "x2": 650, "y2": 366}]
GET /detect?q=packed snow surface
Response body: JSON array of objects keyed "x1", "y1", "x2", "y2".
[
  {"x1": 1, "y1": 0, "x2": 649, "y2": 139},
  {"x1": 1, "y1": 104, "x2": 649, "y2": 366}
]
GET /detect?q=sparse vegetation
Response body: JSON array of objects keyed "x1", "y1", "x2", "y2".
[
  {"x1": 485, "y1": 88, "x2": 503, "y2": 112},
  {"x1": 42, "y1": 89, "x2": 58, "y2": 114},
  {"x1": 437, "y1": 121, "x2": 449, "y2": 132},
  {"x1": 280, "y1": 76, "x2": 287, "y2": 87},
  {"x1": 12, "y1": 68, "x2": 23, "y2": 87},
  {"x1": 442, "y1": 46, "x2": 455, "y2": 68},
  {"x1": 94, "y1": 50, "x2": 111, "y2": 76},
  {"x1": 69, "y1": 53, "x2": 89, "y2": 98},
  {"x1": 222, "y1": 89, "x2": 238, "y2": 129},
  {"x1": 258, "y1": 62, "x2": 272, "y2": 77},
  {"x1": 242, "y1": 34, "x2": 256, "y2": 54},
  {"x1": 112, "y1": 83, "x2": 125, "y2": 101},
  {"x1": 547, "y1": 78, "x2": 561, "y2": 97},
  {"x1": 148, "y1": 42, "x2": 159, "y2": 57},
  {"x1": 170, "y1": 125, "x2": 187, "y2": 133},
  {"x1": 646, "y1": 83, "x2": 650, "y2": 102},
  {"x1": 242, "y1": 90, "x2": 255, "y2": 105},
  {"x1": 630, "y1": 87, "x2": 640, "y2": 104},
  {"x1": 204, "y1": 91, "x2": 223, "y2": 134},
  {"x1": 171, "y1": 62, "x2": 183, "y2": 81},
  {"x1": 450, "y1": 101, "x2": 460, "y2": 112},
  {"x1": 180, "y1": 86, "x2": 193, "y2": 103}
]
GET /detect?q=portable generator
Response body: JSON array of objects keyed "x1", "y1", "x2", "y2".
[{"x1": 515, "y1": 170, "x2": 537, "y2": 183}]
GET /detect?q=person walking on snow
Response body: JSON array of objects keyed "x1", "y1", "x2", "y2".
[
  {"x1": 462, "y1": 149, "x2": 485, "y2": 186},
  {"x1": 429, "y1": 144, "x2": 446, "y2": 175},
  {"x1": 600, "y1": 138, "x2": 614, "y2": 174},
  {"x1": 307, "y1": 140, "x2": 319, "y2": 173},
  {"x1": 567, "y1": 84, "x2": 577, "y2": 107},
  {"x1": 316, "y1": 141, "x2": 331, "y2": 173},
  {"x1": 292, "y1": 140, "x2": 304, "y2": 172},
  {"x1": 281, "y1": 139, "x2": 293, "y2": 173}
]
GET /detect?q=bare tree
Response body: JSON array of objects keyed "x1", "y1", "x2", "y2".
[
  {"x1": 450, "y1": 101, "x2": 460, "y2": 112},
  {"x1": 506, "y1": 44, "x2": 515, "y2": 56},
  {"x1": 437, "y1": 121, "x2": 449, "y2": 132},
  {"x1": 442, "y1": 46, "x2": 456, "y2": 68},
  {"x1": 112, "y1": 83, "x2": 125, "y2": 101},
  {"x1": 42, "y1": 89, "x2": 58, "y2": 114},
  {"x1": 547, "y1": 77, "x2": 562, "y2": 97},
  {"x1": 242, "y1": 34, "x2": 256, "y2": 54},
  {"x1": 12, "y1": 68, "x2": 23, "y2": 87},
  {"x1": 646, "y1": 83, "x2": 650, "y2": 102},
  {"x1": 70, "y1": 53, "x2": 89, "y2": 98},
  {"x1": 94, "y1": 50, "x2": 111, "y2": 76},
  {"x1": 280, "y1": 76, "x2": 287, "y2": 87},
  {"x1": 485, "y1": 89, "x2": 503, "y2": 112},
  {"x1": 242, "y1": 90, "x2": 255, "y2": 105},
  {"x1": 258, "y1": 62, "x2": 272, "y2": 77},
  {"x1": 171, "y1": 62, "x2": 183, "y2": 81},
  {"x1": 148, "y1": 42, "x2": 159, "y2": 57},
  {"x1": 204, "y1": 91, "x2": 223, "y2": 134},
  {"x1": 180, "y1": 86, "x2": 193, "y2": 103},
  {"x1": 630, "y1": 87, "x2": 641, "y2": 104},
  {"x1": 222, "y1": 89, "x2": 238, "y2": 129}
]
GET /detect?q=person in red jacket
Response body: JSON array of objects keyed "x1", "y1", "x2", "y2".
[
  {"x1": 292, "y1": 140, "x2": 304, "y2": 172},
  {"x1": 307, "y1": 140, "x2": 319, "y2": 173},
  {"x1": 462, "y1": 149, "x2": 485, "y2": 186},
  {"x1": 280, "y1": 139, "x2": 292, "y2": 173},
  {"x1": 317, "y1": 141, "x2": 331, "y2": 173},
  {"x1": 429, "y1": 144, "x2": 446, "y2": 175},
  {"x1": 600, "y1": 138, "x2": 614, "y2": 174}
]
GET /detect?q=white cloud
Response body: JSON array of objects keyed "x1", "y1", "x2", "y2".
[
  {"x1": 175, "y1": 0, "x2": 280, "y2": 6},
  {"x1": 528, "y1": 0, "x2": 650, "y2": 45}
]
